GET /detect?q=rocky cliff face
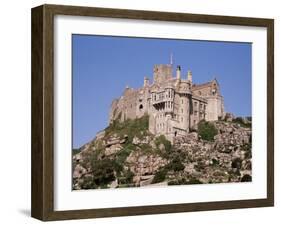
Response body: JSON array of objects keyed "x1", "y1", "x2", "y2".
[{"x1": 73, "y1": 115, "x2": 252, "y2": 190}]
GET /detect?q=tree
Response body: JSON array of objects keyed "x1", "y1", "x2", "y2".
[{"x1": 198, "y1": 120, "x2": 218, "y2": 141}]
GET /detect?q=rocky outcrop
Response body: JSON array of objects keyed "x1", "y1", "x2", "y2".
[
  {"x1": 125, "y1": 151, "x2": 168, "y2": 186},
  {"x1": 171, "y1": 121, "x2": 252, "y2": 184},
  {"x1": 73, "y1": 118, "x2": 252, "y2": 189}
]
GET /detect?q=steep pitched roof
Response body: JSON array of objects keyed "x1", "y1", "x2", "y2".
[{"x1": 192, "y1": 81, "x2": 212, "y2": 91}]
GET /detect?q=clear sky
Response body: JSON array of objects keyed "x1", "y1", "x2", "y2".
[{"x1": 72, "y1": 34, "x2": 252, "y2": 148}]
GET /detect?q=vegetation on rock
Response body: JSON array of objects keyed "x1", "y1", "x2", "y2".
[
  {"x1": 105, "y1": 114, "x2": 149, "y2": 142},
  {"x1": 73, "y1": 115, "x2": 252, "y2": 190}
]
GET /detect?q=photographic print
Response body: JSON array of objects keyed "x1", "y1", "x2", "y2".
[
  {"x1": 72, "y1": 35, "x2": 252, "y2": 190},
  {"x1": 31, "y1": 5, "x2": 273, "y2": 220}
]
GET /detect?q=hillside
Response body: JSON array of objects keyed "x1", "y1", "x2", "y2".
[{"x1": 73, "y1": 115, "x2": 252, "y2": 189}]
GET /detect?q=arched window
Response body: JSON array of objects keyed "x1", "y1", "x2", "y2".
[{"x1": 139, "y1": 104, "x2": 143, "y2": 110}]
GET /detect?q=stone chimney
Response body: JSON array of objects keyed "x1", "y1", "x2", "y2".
[
  {"x1": 143, "y1": 77, "x2": 149, "y2": 87},
  {"x1": 187, "y1": 70, "x2": 192, "y2": 83},
  {"x1": 176, "y1": 65, "x2": 181, "y2": 80}
]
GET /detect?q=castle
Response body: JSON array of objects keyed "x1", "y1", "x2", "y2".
[{"x1": 109, "y1": 60, "x2": 225, "y2": 142}]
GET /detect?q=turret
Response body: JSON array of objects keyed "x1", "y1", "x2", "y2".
[
  {"x1": 143, "y1": 77, "x2": 149, "y2": 87},
  {"x1": 187, "y1": 70, "x2": 192, "y2": 83},
  {"x1": 176, "y1": 65, "x2": 181, "y2": 80}
]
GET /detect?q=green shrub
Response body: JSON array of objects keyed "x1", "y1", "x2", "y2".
[
  {"x1": 246, "y1": 116, "x2": 252, "y2": 121},
  {"x1": 155, "y1": 135, "x2": 172, "y2": 153},
  {"x1": 168, "y1": 180, "x2": 179, "y2": 185},
  {"x1": 118, "y1": 170, "x2": 134, "y2": 185},
  {"x1": 232, "y1": 117, "x2": 251, "y2": 128},
  {"x1": 198, "y1": 120, "x2": 218, "y2": 141},
  {"x1": 72, "y1": 148, "x2": 81, "y2": 155},
  {"x1": 152, "y1": 169, "x2": 168, "y2": 183},
  {"x1": 168, "y1": 177, "x2": 202, "y2": 185},
  {"x1": 168, "y1": 178, "x2": 187, "y2": 185},
  {"x1": 115, "y1": 144, "x2": 134, "y2": 172},
  {"x1": 166, "y1": 156, "x2": 185, "y2": 172},
  {"x1": 90, "y1": 158, "x2": 116, "y2": 187},
  {"x1": 187, "y1": 178, "x2": 202, "y2": 184},
  {"x1": 80, "y1": 175, "x2": 98, "y2": 189},
  {"x1": 241, "y1": 174, "x2": 252, "y2": 182},
  {"x1": 231, "y1": 158, "x2": 242, "y2": 169},
  {"x1": 212, "y1": 158, "x2": 220, "y2": 166}
]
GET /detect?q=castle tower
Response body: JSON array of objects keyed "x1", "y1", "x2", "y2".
[
  {"x1": 153, "y1": 64, "x2": 173, "y2": 84},
  {"x1": 187, "y1": 70, "x2": 192, "y2": 83}
]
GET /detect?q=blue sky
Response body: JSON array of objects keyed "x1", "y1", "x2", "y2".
[{"x1": 72, "y1": 35, "x2": 252, "y2": 148}]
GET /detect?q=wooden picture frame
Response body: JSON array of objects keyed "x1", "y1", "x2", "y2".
[{"x1": 31, "y1": 4, "x2": 274, "y2": 221}]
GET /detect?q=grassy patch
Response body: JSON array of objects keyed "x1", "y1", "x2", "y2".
[{"x1": 105, "y1": 114, "x2": 150, "y2": 142}]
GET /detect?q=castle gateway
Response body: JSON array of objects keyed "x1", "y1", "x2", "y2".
[{"x1": 110, "y1": 62, "x2": 225, "y2": 142}]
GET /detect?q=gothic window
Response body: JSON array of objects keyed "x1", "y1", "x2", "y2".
[
  {"x1": 181, "y1": 109, "x2": 183, "y2": 113},
  {"x1": 139, "y1": 104, "x2": 143, "y2": 110},
  {"x1": 182, "y1": 99, "x2": 184, "y2": 104},
  {"x1": 181, "y1": 117, "x2": 183, "y2": 122}
]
